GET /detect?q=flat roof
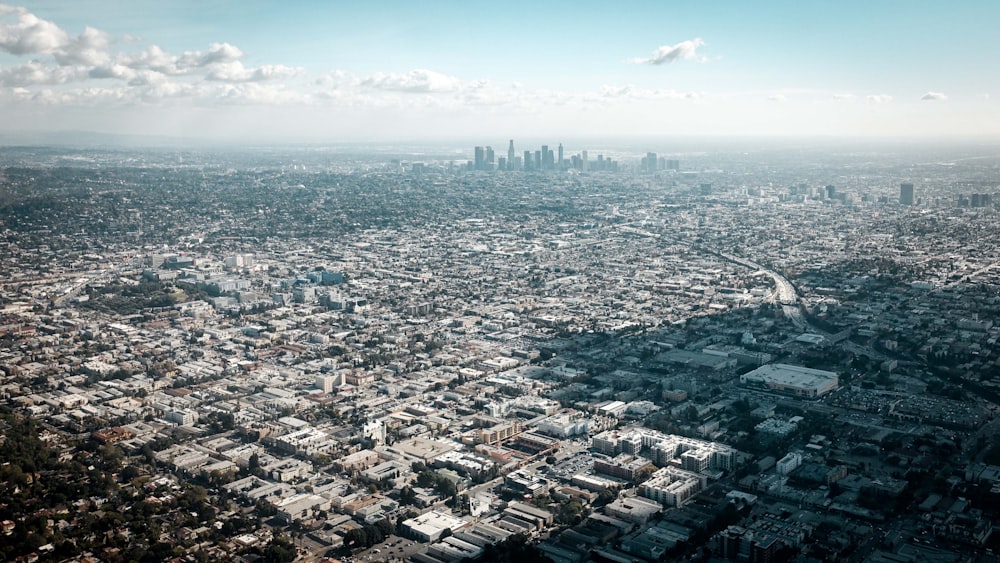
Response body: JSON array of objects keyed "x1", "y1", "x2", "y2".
[{"x1": 742, "y1": 363, "x2": 837, "y2": 388}]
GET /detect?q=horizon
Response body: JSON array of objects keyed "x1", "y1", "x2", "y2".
[{"x1": 4, "y1": 130, "x2": 1000, "y2": 152}]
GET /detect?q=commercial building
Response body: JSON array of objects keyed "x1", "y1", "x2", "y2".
[
  {"x1": 900, "y1": 182, "x2": 914, "y2": 205},
  {"x1": 402, "y1": 510, "x2": 469, "y2": 542},
  {"x1": 640, "y1": 467, "x2": 706, "y2": 507},
  {"x1": 740, "y1": 364, "x2": 838, "y2": 398}
]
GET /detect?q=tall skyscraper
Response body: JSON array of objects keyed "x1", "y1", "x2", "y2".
[
  {"x1": 900, "y1": 183, "x2": 914, "y2": 205},
  {"x1": 826, "y1": 185, "x2": 836, "y2": 199},
  {"x1": 523, "y1": 150, "x2": 533, "y2": 171},
  {"x1": 645, "y1": 152, "x2": 658, "y2": 173},
  {"x1": 485, "y1": 146, "x2": 495, "y2": 171},
  {"x1": 582, "y1": 150, "x2": 588, "y2": 171},
  {"x1": 507, "y1": 140, "x2": 515, "y2": 171},
  {"x1": 557, "y1": 143, "x2": 564, "y2": 167},
  {"x1": 474, "y1": 146, "x2": 484, "y2": 171}
]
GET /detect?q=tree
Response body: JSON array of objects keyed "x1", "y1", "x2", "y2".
[
  {"x1": 263, "y1": 534, "x2": 297, "y2": 563},
  {"x1": 248, "y1": 452, "x2": 261, "y2": 473}
]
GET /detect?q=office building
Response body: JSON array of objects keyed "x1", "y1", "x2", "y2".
[
  {"x1": 645, "y1": 152, "x2": 658, "y2": 173},
  {"x1": 474, "y1": 146, "x2": 485, "y2": 171},
  {"x1": 900, "y1": 183, "x2": 914, "y2": 205},
  {"x1": 507, "y1": 140, "x2": 515, "y2": 171}
]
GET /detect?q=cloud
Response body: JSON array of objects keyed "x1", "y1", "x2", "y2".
[
  {"x1": 832, "y1": 93, "x2": 856, "y2": 102},
  {"x1": 117, "y1": 42, "x2": 248, "y2": 76},
  {"x1": 214, "y1": 82, "x2": 307, "y2": 105},
  {"x1": 0, "y1": 60, "x2": 85, "y2": 86},
  {"x1": 921, "y1": 91, "x2": 947, "y2": 101},
  {"x1": 0, "y1": 4, "x2": 69, "y2": 55},
  {"x1": 629, "y1": 38, "x2": 706, "y2": 65},
  {"x1": 768, "y1": 94, "x2": 787, "y2": 102},
  {"x1": 54, "y1": 26, "x2": 110, "y2": 66},
  {"x1": 361, "y1": 69, "x2": 468, "y2": 93},
  {"x1": 315, "y1": 69, "x2": 358, "y2": 88},
  {"x1": 598, "y1": 84, "x2": 700, "y2": 101},
  {"x1": 178, "y1": 42, "x2": 243, "y2": 68},
  {"x1": 866, "y1": 94, "x2": 892, "y2": 104},
  {"x1": 120, "y1": 45, "x2": 182, "y2": 74},
  {"x1": 205, "y1": 60, "x2": 303, "y2": 82}
]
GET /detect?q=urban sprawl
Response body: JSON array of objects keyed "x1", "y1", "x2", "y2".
[{"x1": 1, "y1": 141, "x2": 999, "y2": 563}]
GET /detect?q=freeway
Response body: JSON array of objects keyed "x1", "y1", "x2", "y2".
[{"x1": 714, "y1": 251, "x2": 808, "y2": 331}]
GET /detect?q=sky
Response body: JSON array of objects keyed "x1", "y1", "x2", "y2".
[{"x1": 0, "y1": 0, "x2": 998, "y2": 143}]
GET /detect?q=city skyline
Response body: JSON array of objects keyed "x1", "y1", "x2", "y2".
[{"x1": 1, "y1": 1, "x2": 998, "y2": 142}]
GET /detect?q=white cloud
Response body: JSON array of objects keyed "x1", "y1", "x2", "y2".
[
  {"x1": 205, "y1": 60, "x2": 303, "y2": 82},
  {"x1": 0, "y1": 4, "x2": 69, "y2": 55},
  {"x1": 629, "y1": 38, "x2": 706, "y2": 65},
  {"x1": 29, "y1": 85, "x2": 128, "y2": 106},
  {"x1": 0, "y1": 60, "x2": 85, "y2": 86},
  {"x1": 361, "y1": 69, "x2": 467, "y2": 93},
  {"x1": 177, "y1": 42, "x2": 243, "y2": 68},
  {"x1": 921, "y1": 91, "x2": 947, "y2": 101},
  {"x1": 598, "y1": 84, "x2": 700, "y2": 101},
  {"x1": 768, "y1": 94, "x2": 787, "y2": 102},
  {"x1": 88, "y1": 63, "x2": 134, "y2": 80},
  {"x1": 120, "y1": 45, "x2": 182, "y2": 75},
  {"x1": 315, "y1": 70, "x2": 358, "y2": 88},
  {"x1": 832, "y1": 93, "x2": 856, "y2": 102},
  {"x1": 54, "y1": 26, "x2": 111, "y2": 66},
  {"x1": 866, "y1": 94, "x2": 892, "y2": 104},
  {"x1": 214, "y1": 82, "x2": 307, "y2": 105}
]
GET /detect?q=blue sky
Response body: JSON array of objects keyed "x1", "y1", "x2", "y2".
[{"x1": 1, "y1": 1, "x2": 998, "y2": 142}]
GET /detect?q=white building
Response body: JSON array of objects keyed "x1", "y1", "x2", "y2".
[
  {"x1": 740, "y1": 364, "x2": 838, "y2": 398},
  {"x1": 776, "y1": 452, "x2": 802, "y2": 476},
  {"x1": 536, "y1": 412, "x2": 593, "y2": 438},
  {"x1": 363, "y1": 419, "x2": 387, "y2": 445},
  {"x1": 640, "y1": 467, "x2": 705, "y2": 507},
  {"x1": 402, "y1": 510, "x2": 469, "y2": 542}
]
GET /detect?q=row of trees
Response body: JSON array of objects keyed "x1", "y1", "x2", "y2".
[{"x1": 342, "y1": 518, "x2": 395, "y2": 550}]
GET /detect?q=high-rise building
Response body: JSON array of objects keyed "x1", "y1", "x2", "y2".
[
  {"x1": 826, "y1": 185, "x2": 836, "y2": 199},
  {"x1": 645, "y1": 152, "x2": 658, "y2": 173},
  {"x1": 900, "y1": 183, "x2": 914, "y2": 205},
  {"x1": 485, "y1": 146, "x2": 495, "y2": 171},
  {"x1": 474, "y1": 146, "x2": 485, "y2": 171},
  {"x1": 558, "y1": 143, "x2": 564, "y2": 167},
  {"x1": 507, "y1": 139, "x2": 515, "y2": 171},
  {"x1": 582, "y1": 150, "x2": 588, "y2": 171},
  {"x1": 523, "y1": 150, "x2": 533, "y2": 171},
  {"x1": 540, "y1": 145, "x2": 549, "y2": 170}
]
